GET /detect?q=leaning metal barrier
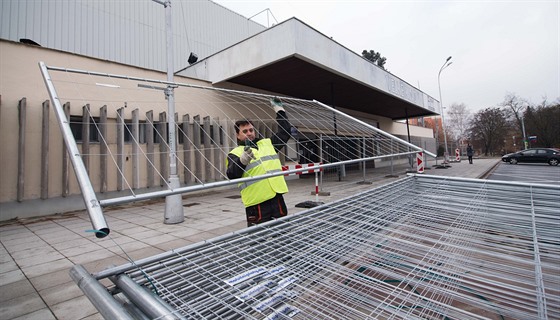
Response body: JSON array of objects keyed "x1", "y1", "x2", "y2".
[{"x1": 39, "y1": 62, "x2": 434, "y2": 238}]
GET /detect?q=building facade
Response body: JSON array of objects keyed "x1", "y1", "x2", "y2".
[{"x1": 0, "y1": 0, "x2": 438, "y2": 219}]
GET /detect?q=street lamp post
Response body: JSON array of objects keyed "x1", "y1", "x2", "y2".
[
  {"x1": 520, "y1": 106, "x2": 528, "y2": 149},
  {"x1": 153, "y1": 0, "x2": 184, "y2": 224},
  {"x1": 438, "y1": 56, "x2": 452, "y2": 165}
]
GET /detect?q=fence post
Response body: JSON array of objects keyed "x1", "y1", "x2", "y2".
[
  {"x1": 222, "y1": 119, "x2": 231, "y2": 180},
  {"x1": 213, "y1": 117, "x2": 221, "y2": 181},
  {"x1": 203, "y1": 116, "x2": 212, "y2": 182},
  {"x1": 17, "y1": 98, "x2": 26, "y2": 202},
  {"x1": 182, "y1": 114, "x2": 192, "y2": 184},
  {"x1": 82, "y1": 104, "x2": 90, "y2": 173},
  {"x1": 132, "y1": 109, "x2": 140, "y2": 189},
  {"x1": 146, "y1": 110, "x2": 154, "y2": 188},
  {"x1": 193, "y1": 115, "x2": 202, "y2": 183},
  {"x1": 174, "y1": 112, "x2": 179, "y2": 183},
  {"x1": 117, "y1": 107, "x2": 125, "y2": 191},
  {"x1": 159, "y1": 112, "x2": 168, "y2": 187},
  {"x1": 41, "y1": 100, "x2": 50, "y2": 200},
  {"x1": 62, "y1": 102, "x2": 70, "y2": 197},
  {"x1": 99, "y1": 105, "x2": 107, "y2": 193}
]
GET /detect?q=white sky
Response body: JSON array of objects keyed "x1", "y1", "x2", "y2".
[{"x1": 213, "y1": 0, "x2": 559, "y2": 112}]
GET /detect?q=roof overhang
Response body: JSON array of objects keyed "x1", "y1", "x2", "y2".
[{"x1": 177, "y1": 18, "x2": 440, "y2": 120}]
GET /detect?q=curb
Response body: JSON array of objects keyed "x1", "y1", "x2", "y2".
[{"x1": 478, "y1": 160, "x2": 502, "y2": 179}]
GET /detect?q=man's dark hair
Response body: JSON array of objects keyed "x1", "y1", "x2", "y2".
[{"x1": 234, "y1": 119, "x2": 254, "y2": 134}]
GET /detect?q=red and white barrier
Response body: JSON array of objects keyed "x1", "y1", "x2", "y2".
[
  {"x1": 281, "y1": 163, "x2": 322, "y2": 176},
  {"x1": 455, "y1": 148, "x2": 461, "y2": 161},
  {"x1": 416, "y1": 152, "x2": 425, "y2": 174},
  {"x1": 282, "y1": 163, "x2": 323, "y2": 201}
]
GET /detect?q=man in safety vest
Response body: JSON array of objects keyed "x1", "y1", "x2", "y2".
[{"x1": 226, "y1": 97, "x2": 292, "y2": 226}]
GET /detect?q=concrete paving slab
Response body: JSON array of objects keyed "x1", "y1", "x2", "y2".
[
  {"x1": 2, "y1": 236, "x2": 46, "y2": 251},
  {"x1": 50, "y1": 295, "x2": 98, "y2": 320},
  {"x1": 50, "y1": 238, "x2": 95, "y2": 251},
  {"x1": 12, "y1": 308, "x2": 57, "y2": 320},
  {"x1": 0, "y1": 292, "x2": 47, "y2": 319},
  {"x1": 21, "y1": 258, "x2": 75, "y2": 278},
  {"x1": 37, "y1": 231, "x2": 86, "y2": 245},
  {"x1": 0, "y1": 228, "x2": 35, "y2": 241},
  {"x1": 0, "y1": 260, "x2": 19, "y2": 273},
  {"x1": 0, "y1": 279, "x2": 36, "y2": 303},
  {"x1": 10, "y1": 246, "x2": 62, "y2": 261},
  {"x1": 29, "y1": 269, "x2": 73, "y2": 291},
  {"x1": 154, "y1": 238, "x2": 194, "y2": 251},
  {"x1": 39, "y1": 280, "x2": 85, "y2": 306},
  {"x1": 105, "y1": 240, "x2": 154, "y2": 254},
  {"x1": 14, "y1": 251, "x2": 67, "y2": 268},
  {"x1": 81, "y1": 255, "x2": 129, "y2": 275},
  {"x1": 0, "y1": 269, "x2": 26, "y2": 286},
  {"x1": 140, "y1": 233, "x2": 180, "y2": 246},
  {"x1": 68, "y1": 248, "x2": 118, "y2": 265}
]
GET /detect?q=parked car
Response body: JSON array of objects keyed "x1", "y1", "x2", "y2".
[
  {"x1": 502, "y1": 148, "x2": 560, "y2": 166},
  {"x1": 501, "y1": 152, "x2": 515, "y2": 162}
]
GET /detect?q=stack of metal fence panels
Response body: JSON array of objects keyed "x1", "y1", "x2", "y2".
[{"x1": 72, "y1": 175, "x2": 560, "y2": 320}]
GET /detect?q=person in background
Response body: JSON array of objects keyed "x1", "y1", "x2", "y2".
[
  {"x1": 226, "y1": 97, "x2": 292, "y2": 226},
  {"x1": 467, "y1": 144, "x2": 474, "y2": 164}
]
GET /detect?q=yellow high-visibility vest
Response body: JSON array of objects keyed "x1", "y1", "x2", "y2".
[{"x1": 227, "y1": 139, "x2": 288, "y2": 207}]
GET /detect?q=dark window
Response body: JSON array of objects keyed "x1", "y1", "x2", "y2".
[
  {"x1": 69, "y1": 116, "x2": 100, "y2": 142},
  {"x1": 121, "y1": 120, "x2": 147, "y2": 144},
  {"x1": 154, "y1": 122, "x2": 170, "y2": 143},
  {"x1": 123, "y1": 120, "x2": 133, "y2": 143}
]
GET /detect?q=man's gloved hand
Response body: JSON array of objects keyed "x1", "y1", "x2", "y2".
[
  {"x1": 240, "y1": 147, "x2": 255, "y2": 166},
  {"x1": 270, "y1": 97, "x2": 285, "y2": 113}
]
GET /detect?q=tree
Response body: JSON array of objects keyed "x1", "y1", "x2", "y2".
[
  {"x1": 362, "y1": 49, "x2": 386, "y2": 69},
  {"x1": 500, "y1": 93, "x2": 528, "y2": 141},
  {"x1": 445, "y1": 103, "x2": 472, "y2": 145},
  {"x1": 524, "y1": 99, "x2": 560, "y2": 147},
  {"x1": 468, "y1": 108, "x2": 510, "y2": 156}
]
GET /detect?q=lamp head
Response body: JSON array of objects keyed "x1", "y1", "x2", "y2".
[
  {"x1": 446, "y1": 56, "x2": 452, "y2": 61},
  {"x1": 188, "y1": 52, "x2": 198, "y2": 65}
]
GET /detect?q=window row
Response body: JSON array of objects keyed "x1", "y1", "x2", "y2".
[{"x1": 69, "y1": 116, "x2": 224, "y2": 145}]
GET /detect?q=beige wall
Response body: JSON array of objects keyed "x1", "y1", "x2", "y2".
[
  {"x1": 379, "y1": 118, "x2": 434, "y2": 137},
  {"x1": 0, "y1": 40, "x2": 214, "y2": 203},
  {"x1": 0, "y1": 39, "x2": 434, "y2": 208},
  {"x1": 341, "y1": 107, "x2": 434, "y2": 138}
]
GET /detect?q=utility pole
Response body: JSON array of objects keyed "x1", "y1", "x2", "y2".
[
  {"x1": 153, "y1": 0, "x2": 184, "y2": 224},
  {"x1": 521, "y1": 113, "x2": 528, "y2": 150},
  {"x1": 438, "y1": 56, "x2": 452, "y2": 167}
]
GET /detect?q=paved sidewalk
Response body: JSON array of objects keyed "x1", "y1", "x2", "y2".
[{"x1": 0, "y1": 158, "x2": 501, "y2": 319}]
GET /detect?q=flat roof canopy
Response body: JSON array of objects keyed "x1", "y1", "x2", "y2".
[{"x1": 178, "y1": 18, "x2": 440, "y2": 120}]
